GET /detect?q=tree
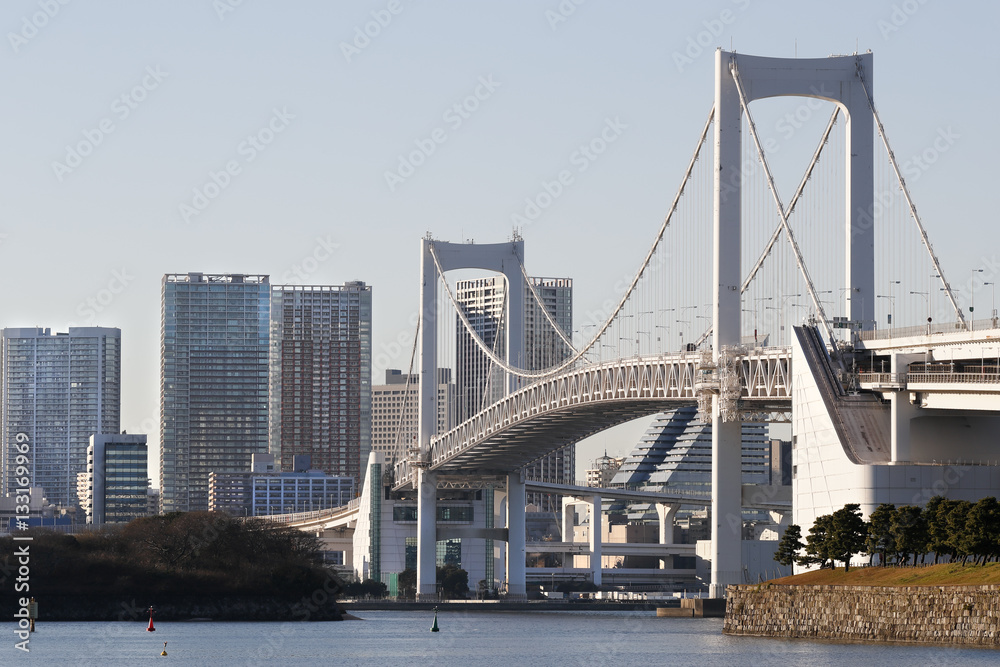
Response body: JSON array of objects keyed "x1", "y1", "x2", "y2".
[
  {"x1": 804, "y1": 514, "x2": 834, "y2": 569},
  {"x1": 398, "y1": 568, "x2": 416, "y2": 599},
  {"x1": 946, "y1": 500, "x2": 974, "y2": 565},
  {"x1": 437, "y1": 564, "x2": 469, "y2": 599},
  {"x1": 827, "y1": 504, "x2": 866, "y2": 572},
  {"x1": 344, "y1": 578, "x2": 387, "y2": 599},
  {"x1": 924, "y1": 496, "x2": 950, "y2": 564},
  {"x1": 866, "y1": 503, "x2": 897, "y2": 566},
  {"x1": 966, "y1": 497, "x2": 1000, "y2": 565},
  {"x1": 774, "y1": 524, "x2": 804, "y2": 567},
  {"x1": 891, "y1": 505, "x2": 928, "y2": 566}
]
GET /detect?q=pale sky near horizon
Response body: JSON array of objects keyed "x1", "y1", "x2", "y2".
[{"x1": 2, "y1": 1, "x2": 998, "y2": 484}]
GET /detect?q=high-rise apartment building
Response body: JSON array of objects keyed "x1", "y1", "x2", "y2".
[
  {"x1": 455, "y1": 276, "x2": 574, "y2": 511},
  {"x1": 269, "y1": 282, "x2": 371, "y2": 486},
  {"x1": 1, "y1": 327, "x2": 120, "y2": 509},
  {"x1": 160, "y1": 273, "x2": 270, "y2": 513},
  {"x1": 371, "y1": 369, "x2": 455, "y2": 464}
]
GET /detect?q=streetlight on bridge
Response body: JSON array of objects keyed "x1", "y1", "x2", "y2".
[
  {"x1": 676, "y1": 320, "x2": 690, "y2": 351},
  {"x1": 752, "y1": 297, "x2": 772, "y2": 344},
  {"x1": 971, "y1": 269, "x2": 984, "y2": 331},
  {"x1": 876, "y1": 294, "x2": 895, "y2": 336},
  {"x1": 910, "y1": 291, "x2": 930, "y2": 334},
  {"x1": 695, "y1": 315, "x2": 712, "y2": 349},
  {"x1": 654, "y1": 324, "x2": 670, "y2": 346},
  {"x1": 636, "y1": 331, "x2": 650, "y2": 355},
  {"x1": 984, "y1": 281, "x2": 997, "y2": 327}
]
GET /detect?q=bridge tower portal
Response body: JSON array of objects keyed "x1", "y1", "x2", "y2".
[
  {"x1": 711, "y1": 50, "x2": 874, "y2": 597},
  {"x1": 417, "y1": 237, "x2": 526, "y2": 599}
]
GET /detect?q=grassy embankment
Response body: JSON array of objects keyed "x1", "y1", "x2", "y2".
[{"x1": 770, "y1": 562, "x2": 1000, "y2": 587}]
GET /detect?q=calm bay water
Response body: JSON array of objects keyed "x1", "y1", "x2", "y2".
[{"x1": 4, "y1": 610, "x2": 997, "y2": 666}]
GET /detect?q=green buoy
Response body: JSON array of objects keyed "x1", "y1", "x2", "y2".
[{"x1": 430, "y1": 607, "x2": 439, "y2": 632}]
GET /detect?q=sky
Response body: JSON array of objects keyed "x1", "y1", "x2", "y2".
[{"x1": 2, "y1": 0, "x2": 999, "y2": 483}]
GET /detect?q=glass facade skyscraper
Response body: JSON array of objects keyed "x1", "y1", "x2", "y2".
[
  {"x1": 1, "y1": 327, "x2": 121, "y2": 509},
  {"x1": 269, "y1": 282, "x2": 371, "y2": 487},
  {"x1": 455, "y1": 276, "x2": 575, "y2": 512},
  {"x1": 160, "y1": 273, "x2": 270, "y2": 513},
  {"x1": 86, "y1": 433, "x2": 148, "y2": 525}
]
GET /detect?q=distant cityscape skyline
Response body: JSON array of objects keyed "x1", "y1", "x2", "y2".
[{"x1": 2, "y1": 2, "x2": 995, "y2": 488}]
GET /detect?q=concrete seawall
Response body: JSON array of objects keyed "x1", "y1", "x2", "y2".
[{"x1": 724, "y1": 584, "x2": 1000, "y2": 646}]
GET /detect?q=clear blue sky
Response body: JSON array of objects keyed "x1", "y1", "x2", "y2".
[{"x1": 2, "y1": 1, "x2": 998, "y2": 482}]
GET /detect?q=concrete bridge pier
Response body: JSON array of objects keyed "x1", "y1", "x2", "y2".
[
  {"x1": 506, "y1": 472, "x2": 526, "y2": 597},
  {"x1": 588, "y1": 494, "x2": 602, "y2": 587},
  {"x1": 416, "y1": 468, "x2": 437, "y2": 599},
  {"x1": 656, "y1": 503, "x2": 678, "y2": 569}
]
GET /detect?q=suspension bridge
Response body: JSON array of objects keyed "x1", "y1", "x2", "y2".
[{"x1": 293, "y1": 50, "x2": 1000, "y2": 598}]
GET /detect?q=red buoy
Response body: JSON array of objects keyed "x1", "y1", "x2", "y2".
[{"x1": 147, "y1": 606, "x2": 156, "y2": 632}]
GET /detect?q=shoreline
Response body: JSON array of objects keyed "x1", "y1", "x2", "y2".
[
  {"x1": 724, "y1": 583, "x2": 1000, "y2": 647},
  {"x1": 341, "y1": 599, "x2": 678, "y2": 612}
]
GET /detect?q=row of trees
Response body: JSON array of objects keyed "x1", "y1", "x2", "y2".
[
  {"x1": 775, "y1": 496, "x2": 1000, "y2": 569},
  {"x1": 395, "y1": 564, "x2": 470, "y2": 599},
  {"x1": 0, "y1": 511, "x2": 331, "y2": 600}
]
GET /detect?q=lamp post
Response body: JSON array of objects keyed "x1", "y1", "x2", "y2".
[
  {"x1": 619, "y1": 336, "x2": 633, "y2": 357},
  {"x1": 695, "y1": 315, "x2": 711, "y2": 348},
  {"x1": 884, "y1": 280, "x2": 900, "y2": 333},
  {"x1": 765, "y1": 306, "x2": 781, "y2": 342},
  {"x1": 970, "y1": 269, "x2": 984, "y2": 331},
  {"x1": 985, "y1": 282, "x2": 997, "y2": 327},
  {"x1": 601, "y1": 343, "x2": 615, "y2": 363},
  {"x1": 636, "y1": 330, "x2": 650, "y2": 355},
  {"x1": 776, "y1": 294, "x2": 801, "y2": 345},
  {"x1": 742, "y1": 308, "x2": 756, "y2": 346},
  {"x1": 910, "y1": 291, "x2": 929, "y2": 334},
  {"x1": 676, "y1": 320, "x2": 690, "y2": 350},
  {"x1": 654, "y1": 324, "x2": 670, "y2": 347},
  {"x1": 876, "y1": 295, "x2": 895, "y2": 336},
  {"x1": 941, "y1": 287, "x2": 956, "y2": 330},
  {"x1": 753, "y1": 297, "x2": 772, "y2": 344}
]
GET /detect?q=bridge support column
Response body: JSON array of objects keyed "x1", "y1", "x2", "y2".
[
  {"x1": 656, "y1": 503, "x2": 678, "y2": 570},
  {"x1": 710, "y1": 408, "x2": 742, "y2": 598},
  {"x1": 890, "y1": 393, "x2": 917, "y2": 463},
  {"x1": 656, "y1": 503, "x2": 678, "y2": 546},
  {"x1": 890, "y1": 352, "x2": 921, "y2": 463},
  {"x1": 561, "y1": 497, "x2": 575, "y2": 543},
  {"x1": 416, "y1": 468, "x2": 437, "y2": 599},
  {"x1": 506, "y1": 472, "x2": 526, "y2": 597},
  {"x1": 588, "y1": 495, "x2": 602, "y2": 587}
]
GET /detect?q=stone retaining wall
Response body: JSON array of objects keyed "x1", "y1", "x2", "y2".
[{"x1": 724, "y1": 584, "x2": 1000, "y2": 646}]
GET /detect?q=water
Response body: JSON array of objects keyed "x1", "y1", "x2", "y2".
[{"x1": 4, "y1": 611, "x2": 997, "y2": 666}]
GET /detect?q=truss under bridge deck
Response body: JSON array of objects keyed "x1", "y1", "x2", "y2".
[{"x1": 394, "y1": 350, "x2": 791, "y2": 490}]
